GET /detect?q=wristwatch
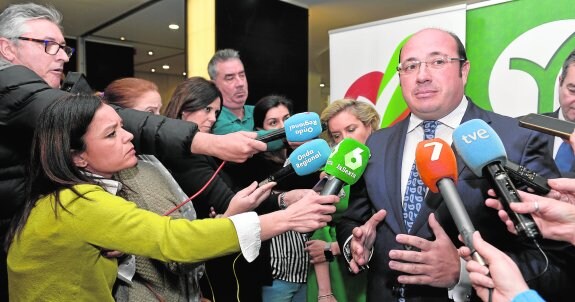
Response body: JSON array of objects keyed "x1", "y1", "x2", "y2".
[
  {"x1": 324, "y1": 242, "x2": 334, "y2": 262},
  {"x1": 278, "y1": 192, "x2": 288, "y2": 210}
]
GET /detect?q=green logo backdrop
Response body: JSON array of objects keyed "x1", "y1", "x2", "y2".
[{"x1": 466, "y1": 0, "x2": 575, "y2": 113}]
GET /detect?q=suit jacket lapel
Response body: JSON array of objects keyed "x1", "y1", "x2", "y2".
[
  {"x1": 456, "y1": 101, "x2": 492, "y2": 176},
  {"x1": 384, "y1": 118, "x2": 410, "y2": 235}
]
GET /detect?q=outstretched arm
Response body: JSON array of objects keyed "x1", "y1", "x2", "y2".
[
  {"x1": 486, "y1": 189, "x2": 575, "y2": 246},
  {"x1": 459, "y1": 232, "x2": 532, "y2": 302}
]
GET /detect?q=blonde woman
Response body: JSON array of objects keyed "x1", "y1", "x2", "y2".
[{"x1": 306, "y1": 99, "x2": 380, "y2": 302}]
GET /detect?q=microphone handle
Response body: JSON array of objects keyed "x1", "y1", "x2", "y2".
[
  {"x1": 258, "y1": 165, "x2": 295, "y2": 187},
  {"x1": 484, "y1": 163, "x2": 541, "y2": 240},
  {"x1": 437, "y1": 178, "x2": 486, "y2": 266},
  {"x1": 304, "y1": 175, "x2": 344, "y2": 237},
  {"x1": 320, "y1": 175, "x2": 345, "y2": 196},
  {"x1": 256, "y1": 128, "x2": 285, "y2": 143}
]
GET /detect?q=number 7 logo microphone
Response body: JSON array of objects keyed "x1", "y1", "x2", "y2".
[{"x1": 415, "y1": 138, "x2": 486, "y2": 266}]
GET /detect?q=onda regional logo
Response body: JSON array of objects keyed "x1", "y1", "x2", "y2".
[{"x1": 489, "y1": 20, "x2": 575, "y2": 117}]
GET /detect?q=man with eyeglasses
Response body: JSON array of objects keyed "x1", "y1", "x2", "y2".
[
  {"x1": 540, "y1": 50, "x2": 575, "y2": 178},
  {"x1": 0, "y1": 3, "x2": 267, "y2": 299},
  {"x1": 337, "y1": 28, "x2": 573, "y2": 301},
  {"x1": 0, "y1": 20, "x2": 72, "y2": 88}
]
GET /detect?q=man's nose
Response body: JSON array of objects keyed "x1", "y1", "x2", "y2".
[
  {"x1": 416, "y1": 62, "x2": 431, "y2": 82},
  {"x1": 56, "y1": 48, "x2": 70, "y2": 62}
]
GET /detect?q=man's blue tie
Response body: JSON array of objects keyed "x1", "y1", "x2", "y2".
[
  {"x1": 555, "y1": 141, "x2": 574, "y2": 173},
  {"x1": 402, "y1": 120, "x2": 439, "y2": 233}
]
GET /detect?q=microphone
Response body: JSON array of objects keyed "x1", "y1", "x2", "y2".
[
  {"x1": 415, "y1": 138, "x2": 486, "y2": 266},
  {"x1": 320, "y1": 138, "x2": 370, "y2": 196},
  {"x1": 258, "y1": 138, "x2": 331, "y2": 186},
  {"x1": 256, "y1": 112, "x2": 323, "y2": 143},
  {"x1": 452, "y1": 119, "x2": 541, "y2": 240}
]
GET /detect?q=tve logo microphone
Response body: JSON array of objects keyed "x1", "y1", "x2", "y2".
[{"x1": 458, "y1": 127, "x2": 490, "y2": 144}]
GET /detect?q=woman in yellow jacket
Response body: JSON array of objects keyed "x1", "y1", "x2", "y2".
[{"x1": 5, "y1": 94, "x2": 337, "y2": 302}]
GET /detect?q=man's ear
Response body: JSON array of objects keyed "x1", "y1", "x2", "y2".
[
  {"x1": 72, "y1": 151, "x2": 88, "y2": 168},
  {"x1": 0, "y1": 37, "x2": 17, "y2": 62}
]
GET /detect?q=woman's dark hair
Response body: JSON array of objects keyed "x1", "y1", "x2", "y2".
[
  {"x1": 253, "y1": 95, "x2": 294, "y2": 164},
  {"x1": 164, "y1": 76, "x2": 222, "y2": 120},
  {"x1": 5, "y1": 95, "x2": 104, "y2": 249},
  {"x1": 253, "y1": 94, "x2": 294, "y2": 129}
]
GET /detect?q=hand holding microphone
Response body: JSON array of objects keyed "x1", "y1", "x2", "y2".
[
  {"x1": 485, "y1": 188, "x2": 575, "y2": 246},
  {"x1": 306, "y1": 138, "x2": 371, "y2": 245},
  {"x1": 415, "y1": 138, "x2": 486, "y2": 266},
  {"x1": 459, "y1": 232, "x2": 530, "y2": 302},
  {"x1": 453, "y1": 119, "x2": 541, "y2": 241},
  {"x1": 316, "y1": 138, "x2": 377, "y2": 271}
]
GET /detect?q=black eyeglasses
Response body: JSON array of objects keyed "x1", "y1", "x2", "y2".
[{"x1": 15, "y1": 37, "x2": 75, "y2": 58}]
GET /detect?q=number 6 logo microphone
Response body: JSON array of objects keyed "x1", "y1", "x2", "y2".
[{"x1": 321, "y1": 138, "x2": 371, "y2": 196}]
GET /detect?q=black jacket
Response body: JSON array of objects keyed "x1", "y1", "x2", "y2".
[{"x1": 0, "y1": 65, "x2": 199, "y2": 221}]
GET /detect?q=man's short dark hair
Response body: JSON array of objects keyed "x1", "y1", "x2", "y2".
[{"x1": 560, "y1": 50, "x2": 575, "y2": 86}]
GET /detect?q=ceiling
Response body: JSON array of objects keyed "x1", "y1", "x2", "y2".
[
  {"x1": 2, "y1": 0, "x2": 487, "y2": 81},
  {"x1": 3, "y1": 0, "x2": 187, "y2": 76}
]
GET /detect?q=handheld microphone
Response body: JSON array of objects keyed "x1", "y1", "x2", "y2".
[
  {"x1": 256, "y1": 112, "x2": 323, "y2": 143},
  {"x1": 320, "y1": 138, "x2": 370, "y2": 196},
  {"x1": 416, "y1": 138, "x2": 486, "y2": 266},
  {"x1": 452, "y1": 119, "x2": 541, "y2": 240},
  {"x1": 258, "y1": 139, "x2": 331, "y2": 186}
]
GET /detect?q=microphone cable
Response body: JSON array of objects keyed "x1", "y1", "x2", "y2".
[
  {"x1": 162, "y1": 160, "x2": 227, "y2": 216},
  {"x1": 160, "y1": 157, "x2": 274, "y2": 301},
  {"x1": 525, "y1": 238, "x2": 549, "y2": 282}
]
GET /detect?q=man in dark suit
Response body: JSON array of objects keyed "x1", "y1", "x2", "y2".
[
  {"x1": 542, "y1": 50, "x2": 575, "y2": 177},
  {"x1": 337, "y1": 28, "x2": 575, "y2": 301}
]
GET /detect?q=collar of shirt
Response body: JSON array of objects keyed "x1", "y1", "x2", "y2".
[
  {"x1": 80, "y1": 171, "x2": 122, "y2": 195},
  {"x1": 401, "y1": 97, "x2": 468, "y2": 201},
  {"x1": 405, "y1": 97, "x2": 468, "y2": 141},
  {"x1": 219, "y1": 105, "x2": 254, "y2": 123}
]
